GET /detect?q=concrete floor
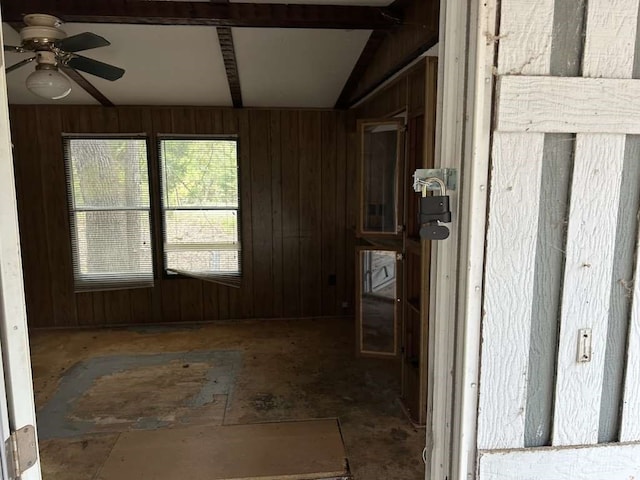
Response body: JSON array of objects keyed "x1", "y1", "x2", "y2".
[{"x1": 30, "y1": 317, "x2": 426, "y2": 479}]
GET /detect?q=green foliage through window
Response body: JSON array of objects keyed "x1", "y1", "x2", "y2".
[{"x1": 159, "y1": 137, "x2": 241, "y2": 283}]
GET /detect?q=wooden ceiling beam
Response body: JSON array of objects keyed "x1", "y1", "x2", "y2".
[
  {"x1": 334, "y1": 0, "x2": 437, "y2": 109},
  {"x1": 334, "y1": 30, "x2": 386, "y2": 109},
  {"x1": 2, "y1": 1, "x2": 401, "y2": 30},
  {"x1": 347, "y1": 36, "x2": 438, "y2": 109},
  {"x1": 216, "y1": 27, "x2": 242, "y2": 108}
]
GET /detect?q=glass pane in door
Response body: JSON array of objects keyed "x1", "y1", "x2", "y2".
[
  {"x1": 359, "y1": 249, "x2": 397, "y2": 355},
  {"x1": 361, "y1": 121, "x2": 402, "y2": 234}
]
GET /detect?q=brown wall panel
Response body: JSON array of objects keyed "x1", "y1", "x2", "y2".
[
  {"x1": 9, "y1": 105, "x2": 357, "y2": 328},
  {"x1": 280, "y1": 110, "x2": 302, "y2": 317},
  {"x1": 298, "y1": 111, "x2": 323, "y2": 317},
  {"x1": 269, "y1": 110, "x2": 284, "y2": 318},
  {"x1": 249, "y1": 110, "x2": 273, "y2": 318},
  {"x1": 321, "y1": 111, "x2": 338, "y2": 316},
  {"x1": 12, "y1": 108, "x2": 52, "y2": 328},
  {"x1": 36, "y1": 107, "x2": 77, "y2": 327}
]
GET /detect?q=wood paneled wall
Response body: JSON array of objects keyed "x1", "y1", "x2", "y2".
[
  {"x1": 348, "y1": 0, "x2": 439, "y2": 105},
  {"x1": 9, "y1": 106, "x2": 357, "y2": 328},
  {"x1": 354, "y1": 59, "x2": 428, "y2": 119}
]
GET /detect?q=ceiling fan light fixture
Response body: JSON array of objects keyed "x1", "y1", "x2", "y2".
[{"x1": 26, "y1": 65, "x2": 71, "y2": 100}]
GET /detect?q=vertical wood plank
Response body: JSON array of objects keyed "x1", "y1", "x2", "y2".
[
  {"x1": 270, "y1": 110, "x2": 284, "y2": 318},
  {"x1": 321, "y1": 112, "x2": 337, "y2": 316},
  {"x1": 103, "y1": 290, "x2": 132, "y2": 325},
  {"x1": 477, "y1": 132, "x2": 544, "y2": 449},
  {"x1": 552, "y1": 135, "x2": 625, "y2": 446},
  {"x1": 75, "y1": 293, "x2": 94, "y2": 327},
  {"x1": 344, "y1": 113, "x2": 358, "y2": 316},
  {"x1": 129, "y1": 288, "x2": 153, "y2": 325},
  {"x1": 238, "y1": 109, "x2": 254, "y2": 319},
  {"x1": 10, "y1": 107, "x2": 53, "y2": 328},
  {"x1": 621, "y1": 160, "x2": 640, "y2": 440},
  {"x1": 281, "y1": 111, "x2": 301, "y2": 318},
  {"x1": 497, "y1": 0, "x2": 555, "y2": 74},
  {"x1": 335, "y1": 111, "x2": 348, "y2": 314},
  {"x1": 553, "y1": 0, "x2": 639, "y2": 446},
  {"x1": 298, "y1": 111, "x2": 322, "y2": 317},
  {"x1": 582, "y1": 0, "x2": 640, "y2": 78},
  {"x1": 249, "y1": 110, "x2": 273, "y2": 318},
  {"x1": 478, "y1": 0, "x2": 555, "y2": 450},
  {"x1": 92, "y1": 289, "x2": 106, "y2": 326},
  {"x1": 600, "y1": 136, "x2": 640, "y2": 442},
  {"x1": 36, "y1": 107, "x2": 78, "y2": 327}
]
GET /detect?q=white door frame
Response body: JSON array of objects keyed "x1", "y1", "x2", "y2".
[
  {"x1": 426, "y1": 0, "x2": 495, "y2": 478},
  {"x1": 0, "y1": 11, "x2": 43, "y2": 480}
]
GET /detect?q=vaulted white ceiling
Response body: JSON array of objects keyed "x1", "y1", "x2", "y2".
[{"x1": 2, "y1": 10, "x2": 375, "y2": 108}]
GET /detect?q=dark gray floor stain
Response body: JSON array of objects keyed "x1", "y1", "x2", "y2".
[{"x1": 37, "y1": 350, "x2": 242, "y2": 440}]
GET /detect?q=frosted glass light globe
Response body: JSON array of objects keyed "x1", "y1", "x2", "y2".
[{"x1": 26, "y1": 69, "x2": 71, "y2": 100}]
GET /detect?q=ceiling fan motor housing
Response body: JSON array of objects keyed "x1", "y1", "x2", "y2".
[{"x1": 20, "y1": 14, "x2": 66, "y2": 50}]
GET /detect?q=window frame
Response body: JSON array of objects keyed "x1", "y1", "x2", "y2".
[
  {"x1": 156, "y1": 134, "x2": 242, "y2": 283},
  {"x1": 62, "y1": 134, "x2": 156, "y2": 292}
]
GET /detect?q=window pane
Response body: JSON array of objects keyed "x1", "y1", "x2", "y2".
[
  {"x1": 361, "y1": 123, "x2": 400, "y2": 233},
  {"x1": 359, "y1": 250, "x2": 397, "y2": 355},
  {"x1": 161, "y1": 139, "x2": 238, "y2": 208},
  {"x1": 68, "y1": 139, "x2": 149, "y2": 208},
  {"x1": 160, "y1": 137, "x2": 241, "y2": 281},
  {"x1": 65, "y1": 138, "x2": 153, "y2": 291},
  {"x1": 165, "y1": 210, "x2": 238, "y2": 245},
  {"x1": 167, "y1": 250, "x2": 239, "y2": 274},
  {"x1": 73, "y1": 211, "x2": 152, "y2": 275}
]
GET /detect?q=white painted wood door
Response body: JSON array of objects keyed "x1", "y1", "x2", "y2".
[
  {"x1": 0, "y1": 11, "x2": 42, "y2": 480},
  {"x1": 476, "y1": 0, "x2": 640, "y2": 478}
]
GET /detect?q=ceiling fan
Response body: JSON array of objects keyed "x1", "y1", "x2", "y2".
[{"x1": 4, "y1": 14, "x2": 125, "y2": 100}]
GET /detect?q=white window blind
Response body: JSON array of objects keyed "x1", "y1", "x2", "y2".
[
  {"x1": 159, "y1": 137, "x2": 241, "y2": 287},
  {"x1": 64, "y1": 137, "x2": 153, "y2": 292}
]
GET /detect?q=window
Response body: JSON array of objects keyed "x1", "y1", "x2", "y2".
[
  {"x1": 64, "y1": 137, "x2": 153, "y2": 292},
  {"x1": 159, "y1": 137, "x2": 241, "y2": 286}
]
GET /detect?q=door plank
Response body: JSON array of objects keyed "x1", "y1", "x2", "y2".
[
  {"x1": 496, "y1": 76, "x2": 640, "y2": 134},
  {"x1": 478, "y1": 442, "x2": 640, "y2": 480},
  {"x1": 620, "y1": 195, "x2": 640, "y2": 441},
  {"x1": 496, "y1": 0, "x2": 554, "y2": 75},
  {"x1": 477, "y1": 132, "x2": 545, "y2": 449},
  {"x1": 552, "y1": 0, "x2": 638, "y2": 446},
  {"x1": 552, "y1": 135, "x2": 625, "y2": 446}
]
